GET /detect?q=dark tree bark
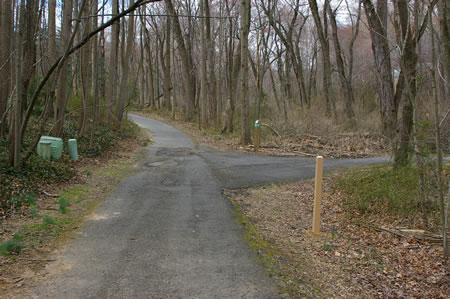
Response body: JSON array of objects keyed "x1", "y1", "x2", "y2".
[
  {"x1": 0, "y1": 0, "x2": 13, "y2": 137},
  {"x1": 362, "y1": 0, "x2": 397, "y2": 138},
  {"x1": 240, "y1": 0, "x2": 251, "y2": 144}
]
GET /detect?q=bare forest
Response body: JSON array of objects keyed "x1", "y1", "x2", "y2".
[
  {"x1": 0, "y1": 0, "x2": 448, "y2": 167},
  {"x1": 0, "y1": 1, "x2": 449, "y2": 295}
]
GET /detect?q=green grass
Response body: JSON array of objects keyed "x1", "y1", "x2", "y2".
[
  {"x1": 0, "y1": 240, "x2": 24, "y2": 255},
  {"x1": 43, "y1": 216, "x2": 56, "y2": 225},
  {"x1": 59, "y1": 198, "x2": 69, "y2": 214},
  {"x1": 335, "y1": 165, "x2": 440, "y2": 216}
]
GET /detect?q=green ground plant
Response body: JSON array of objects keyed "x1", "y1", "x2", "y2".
[
  {"x1": 0, "y1": 240, "x2": 24, "y2": 255},
  {"x1": 335, "y1": 165, "x2": 443, "y2": 223}
]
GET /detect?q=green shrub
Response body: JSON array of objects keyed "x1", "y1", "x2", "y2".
[{"x1": 335, "y1": 165, "x2": 439, "y2": 216}]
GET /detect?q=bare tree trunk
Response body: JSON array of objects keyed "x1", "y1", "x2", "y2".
[
  {"x1": 309, "y1": 0, "x2": 335, "y2": 118},
  {"x1": 326, "y1": 0, "x2": 355, "y2": 119},
  {"x1": 204, "y1": 0, "x2": 217, "y2": 124},
  {"x1": 0, "y1": 0, "x2": 13, "y2": 137},
  {"x1": 46, "y1": 0, "x2": 57, "y2": 117},
  {"x1": 53, "y1": 0, "x2": 73, "y2": 136},
  {"x1": 216, "y1": 1, "x2": 224, "y2": 126},
  {"x1": 431, "y1": 5, "x2": 448, "y2": 262},
  {"x1": 200, "y1": 0, "x2": 208, "y2": 127},
  {"x1": 89, "y1": 0, "x2": 99, "y2": 149},
  {"x1": 164, "y1": 0, "x2": 195, "y2": 119},
  {"x1": 222, "y1": 3, "x2": 240, "y2": 134},
  {"x1": 79, "y1": 0, "x2": 91, "y2": 136},
  {"x1": 362, "y1": 0, "x2": 397, "y2": 138},
  {"x1": 106, "y1": 0, "x2": 119, "y2": 123},
  {"x1": 439, "y1": 0, "x2": 450, "y2": 97},
  {"x1": 240, "y1": 0, "x2": 251, "y2": 144},
  {"x1": 116, "y1": 0, "x2": 135, "y2": 124},
  {"x1": 164, "y1": 18, "x2": 171, "y2": 110},
  {"x1": 11, "y1": 0, "x2": 26, "y2": 168},
  {"x1": 146, "y1": 35, "x2": 155, "y2": 108}
]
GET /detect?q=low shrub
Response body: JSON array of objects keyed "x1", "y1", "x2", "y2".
[{"x1": 335, "y1": 165, "x2": 439, "y2": 216}]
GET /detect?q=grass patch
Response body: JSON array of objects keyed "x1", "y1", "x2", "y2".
[
  {"x1": 59, "y1": 198, "x2": 70, "y2": 214},
  {"x1": 0, "y1": 240, "x2": 24, "y2": 255},
  {"x1": 43, "y1": 216, "x2": 56, "y2": 225},
  {"x1": 335, "y1": 165, "x2": 440, "y2": 216}
]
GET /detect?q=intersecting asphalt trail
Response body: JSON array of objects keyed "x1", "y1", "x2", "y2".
[{"x1": 32, "y1": 114, "x2": 388, "y2": 298}]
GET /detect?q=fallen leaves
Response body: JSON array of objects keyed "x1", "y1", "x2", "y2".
[{"x1": 227, "y1": 175, "x2": 449, "y2": 298}]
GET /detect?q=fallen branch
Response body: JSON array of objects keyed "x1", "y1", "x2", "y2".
[
  {"x1": 291, "y1": 150, "x2": 317, "y2": 157},
  {"x1": 17, "y1": 258, "x2": 57, "y2": 262},
  {"x1": 261, "y1": 123, "x2": 281, "y2": 137},
  {"x1": 41, "y1": 190, "x2": 59, "y2": 198}
]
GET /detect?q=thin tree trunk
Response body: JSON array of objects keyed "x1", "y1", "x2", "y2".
[
  {"x1": 116, "y1": 0, "x2": 135, "y2": 125},
  {"x1": 362, "y1": 0, "x2": 397, "y2": 138},
  {"x1": 0, "y1": 0, "x2": 13, "y2": 137},
  {"x1": 309, "y1": 0, "x2": 335, "y2": 118},
  {"x1": 79, "y1": 0, "x2": 91, "y2": 136},
  {"x1": 106, "y1": 0, "x2": 119, "y2": 123},
  {"x1": 12, "y1": 0, "x2": 25, "y2": 168},
  {"x1": 164, "y1": 0, "x2": 195, "y2": 119},
  {"x1": 326, "y1": 0, "x2": 355, "y2": 119},
  {"x1": 53, "y1": 0, "x2": 73, "y2": 136},
  {"x1": 204, "y1": 0, "x2": 217, "y2": 124},
  {"x1": 240, "y1": 0, "x2": 251, "y2": 144},
  {"x1": 430, "y1": 7, "x2": 448, "y2": 262},
  {"x1": 200, "y1": 0, "x2": 208, "y2": 127}
]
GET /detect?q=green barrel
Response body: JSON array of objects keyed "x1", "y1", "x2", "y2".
[
  {"x1": 37, "y1": 136, "x2": 63, "y2": 160},
  {"x1": 68, "y1": 139, "x2": 78, "y2": 161},
  {"x1": 38, "y1": 141, "x2": 52, "y2": 161}
]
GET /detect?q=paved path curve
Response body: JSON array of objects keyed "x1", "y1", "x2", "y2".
[{"x1": 32, "y1": 115, "x2": 388, "y2": 298}]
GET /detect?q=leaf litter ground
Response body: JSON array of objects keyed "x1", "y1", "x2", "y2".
[{"x1": 227, "y1": 176, "x2": 449, "y2": 298}]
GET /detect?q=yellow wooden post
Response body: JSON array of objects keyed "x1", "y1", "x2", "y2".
[
  {"x1": 312, "y1": 156, "x2": 324, "y2": 235},
  {"x1": 254, "y1": 120, "x2": 260, "y2": 152}
]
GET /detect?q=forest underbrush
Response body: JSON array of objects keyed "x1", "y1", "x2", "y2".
[
  {"x1": 0, "y1": 118, "x2": 141, "y2": 218},
  {"x1": 135, "y1": 103, "x2": 393, "y2": 158}
]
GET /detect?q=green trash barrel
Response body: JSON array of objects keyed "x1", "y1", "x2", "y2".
[
  {"x1": 38, "y1": 141, "x2": 52, "y2": 161},
  {"x1": 68, "y1": 139, "x2": 78, "y2": 161},
  {"x1": 37, "y1": 136, "x2": 63, "y2": 160}
]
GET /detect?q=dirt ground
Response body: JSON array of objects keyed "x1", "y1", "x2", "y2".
[
  {"x1": 0, "y1": 128, "x2": 151, "y2": 297},
  {"x1": 227, "y1": 177, "x2": 449, "y2": 298}
]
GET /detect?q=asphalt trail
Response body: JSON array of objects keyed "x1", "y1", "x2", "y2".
[{"x1": 31, "y1": 114, "x2": 388, "y2": 298}]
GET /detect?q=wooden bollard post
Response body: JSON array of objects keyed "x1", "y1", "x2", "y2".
[
  {"x1": 312, "y1": 156, "x2": 324, "y2": 235},
  {"x1": 254, "y1": 120, "x2": 260, "y2": 152}
]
